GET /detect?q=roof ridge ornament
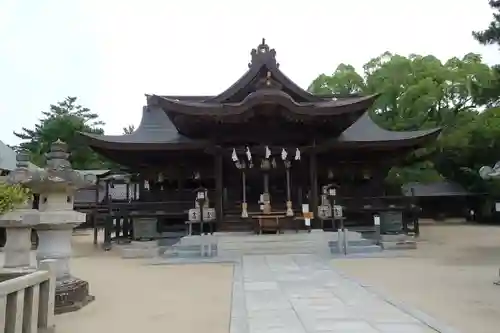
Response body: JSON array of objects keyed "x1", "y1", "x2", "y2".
[
  {"x1": 254, "y1": 70, "x2": 282, "y2": 90},
  {"x1": 248, "y1": 38, "x2": 279, "y2": 69}
]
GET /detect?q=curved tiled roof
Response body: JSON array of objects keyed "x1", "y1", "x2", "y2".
[
  {"x1": 149, "y1": 91, "x2": 379, "y2": 117},
  {"x1": 79, "y1": 105, "x2": 209, "y2": 150},
  {"x1": 82, "y1": 106, "x2": 440, "y2": 152},
  {"x1": 334, "y1": 112, "x2": 441, "y2": 147}
]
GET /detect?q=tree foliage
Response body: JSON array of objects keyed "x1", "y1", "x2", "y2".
[
  {"x1": 473, "y1": 1, "x2": 500, "y2": 108},
  {"x1": 123, "y1": 124, "x2": 135, "y2": 134},
  {"x1": 13, "y1": 97, "x2": 108, "y2": 169},
  {"x1": 308, "y1": 52, "x2": 499, "y2": 189},
  {"x1": 473, "y1": 1, "x2": 500, "y2": 46}
]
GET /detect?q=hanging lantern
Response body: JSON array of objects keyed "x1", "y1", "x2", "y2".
[
  {"x1": 246, "y1": 147, "x2": 252, "y2": 161},
  {"x1": 157, "y1": 172, "x2": 165, "y2": 182},
  {"x1": 281, "y1": 148, "x2": 287, "y2": 161},
  {"x1": 265, "y1": 146, "x2": 271, "y2": 159},
  {"x1": 231, "y1": 148, "x2": 238, "y2": 162},
  {"x1": 295, "y1": 148, "x2": 301, "y2": 161}
]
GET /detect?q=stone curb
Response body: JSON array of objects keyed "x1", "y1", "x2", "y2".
[
  {"x1": 332, "y1": 264, "x2": 462, "y2": 333},
  {"x1": 144, "y1": 257, "x2": 240, "y2": 266},
  {"x1": 330, "y1": 251, "x2": 412, "y2": 259}
]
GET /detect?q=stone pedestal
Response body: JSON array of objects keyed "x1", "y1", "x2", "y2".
[
  {"x1": 0, "y1": 208, "x2": 39, "y2": 270},
  {"x1": 36, "y1": 227, "x2": 73, "y2": 278},
  {"x1": 36, "y1": 210, "x2": 94, "y2": 314}
]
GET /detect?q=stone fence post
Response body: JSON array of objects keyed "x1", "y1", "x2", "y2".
[{"x1": 0, "y1": 258, "x2": 56, "y2": 333}]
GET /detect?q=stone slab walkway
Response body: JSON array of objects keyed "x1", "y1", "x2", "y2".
[{"x1": 230, "y1": 254, "x2": 445, "y2": 333}]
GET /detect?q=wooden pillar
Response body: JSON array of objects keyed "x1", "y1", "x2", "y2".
[
  {"x1": 177, "y1": 167, "x2": 183, "y2": 200},
  {"x1": 214, "y1": 152, "x2": 223, "y2": 227},
  {"x1": 309, "y1": 152, "x2": 319, "y2": 228},
  {"x1": 93, "y1": 181, "x2": 100, "y2": 245}
]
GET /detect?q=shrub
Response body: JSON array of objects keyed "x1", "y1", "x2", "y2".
[{"x1": 0, "y1": 183, "x2": 31, "y2": 215}]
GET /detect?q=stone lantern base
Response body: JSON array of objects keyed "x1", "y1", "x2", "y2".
[{"x1": 55, "y1": 276, "x2": 95, "y2": 314}]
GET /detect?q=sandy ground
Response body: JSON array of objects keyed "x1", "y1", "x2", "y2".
[
  {"x1": 55, "y1": 232, "x2": 234, "y2": 333},
  {"x1": 334, "y1": 221, "x2": 500, "y2": 333}
]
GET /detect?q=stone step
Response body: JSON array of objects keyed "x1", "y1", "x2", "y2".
[
  {"x1": 219, "y1": 240, "x2": 319, "y2": 250},
  {"x1": 119, "y1": 246, "x2": 159, "y2": 259},
  {"x1": 162, "y1": 245, "x2": 217, "y2": 258},
  {"x1": 330, "y1": 244, "x2": 382, "y2": 255},
  {"x1": 219, "y1": 247, "x2": 321, "y2": 256},
  {"x1": 348, "y1": 245, "x2": 382, "y2": 254},
  {"x1": 122, "y1": 241, "x2": 158, "y2": 249},
  {"x1": 328, "y1": 239, "x2": 375, "y2": 247},
  {"x1": 216, "y1": 234, "x2": 330, "y2": 244},
  {"x1": 381, "y1": 240, "x2": 417, "y2": 250},
  {"x1": 380, "y1": 234, "x2": 411, "y2": 242}
]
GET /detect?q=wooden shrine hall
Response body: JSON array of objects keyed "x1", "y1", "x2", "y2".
[{"x1": 79, "y1": 39, "x2": 441, "y2": 236}]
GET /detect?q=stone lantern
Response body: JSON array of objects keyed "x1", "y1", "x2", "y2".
[
  {"x1": 0, "y1": 152, "x2": 39, "y2": 271},
  {"x1": 10, "y1": 139, "x2": 95, "y2": 313}
]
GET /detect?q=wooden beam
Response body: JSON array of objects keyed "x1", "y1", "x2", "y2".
[
  {"x1": 214, "y1": 152, "x2": 223, "y2": 227},
  {"x1": 309, "y1": 150, "x2": 319, "y2": 229}
]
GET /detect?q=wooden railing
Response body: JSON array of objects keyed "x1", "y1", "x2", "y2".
[{"x1": 0, "y1": 260, "x2": 56, "y2": 333}]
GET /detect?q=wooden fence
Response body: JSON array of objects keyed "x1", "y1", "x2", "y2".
[{"x1": 0, "y1": 260, "x2": 56, "y2": 333}]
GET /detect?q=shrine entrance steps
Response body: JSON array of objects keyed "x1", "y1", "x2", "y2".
[
  {"x1": 156, "y1": 230, "x2": 384, "y2": 260},
  {"x1": 116, "y1": 231, "x2": 417, "y2": 260}
]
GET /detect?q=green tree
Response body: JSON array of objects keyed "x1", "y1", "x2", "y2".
[
  {"x1": 472, "y1": 1, "x2": 500, "y2": 107},
  {"x1": 308, "y1": 52, "x2": 499, "y2": 188},
  {"x1": 123, "y1": 124, "x2": 135, "y2": 134},
  {"x1": 472, "y1": 1, "x2": 500, "y2": 46},
  {"x1": 14, "y1": 97, "x2": 108, "y2": 169}
]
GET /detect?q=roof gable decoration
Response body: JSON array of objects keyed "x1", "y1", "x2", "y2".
[
  {"x1": 211, "y1": 38, "x2": 326, "y2": 103},
  {"x1": 249, "y1": 38, "x2": 279, "y2": 69}
]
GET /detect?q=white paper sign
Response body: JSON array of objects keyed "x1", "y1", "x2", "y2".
[
  {"x1": 203, "y1": 208, "x2": 216, "y2": 221},
  {"x1": 188, "y1": 208, "x2": 200, "y2": 221},
  {"x1": 318, "y1": 205, "x2": 332, "y2": 219},
  {"x1": 496, "y1": 203, "x2": 500, "y2": 212},
  {"x1": 373, "y1": 215, "x2": 381, "y2": 226},
  {"x1": 304, "y1": 218, "x2": 311, "y2": 226},
  {"x1": 333, "y1": 205, "x2": 343, "y2": 218},
  {"x1": 302, "y1": 204, "x2": 310, "y2": 213}
]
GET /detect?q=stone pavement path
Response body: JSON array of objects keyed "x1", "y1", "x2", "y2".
[{"x1": 230, "y1": 254, "x2": 441, "y2": 333}]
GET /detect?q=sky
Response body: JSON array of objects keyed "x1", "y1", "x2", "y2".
[{"x1": 0, "y1": 0, "x2": 498, "y2": 146}]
